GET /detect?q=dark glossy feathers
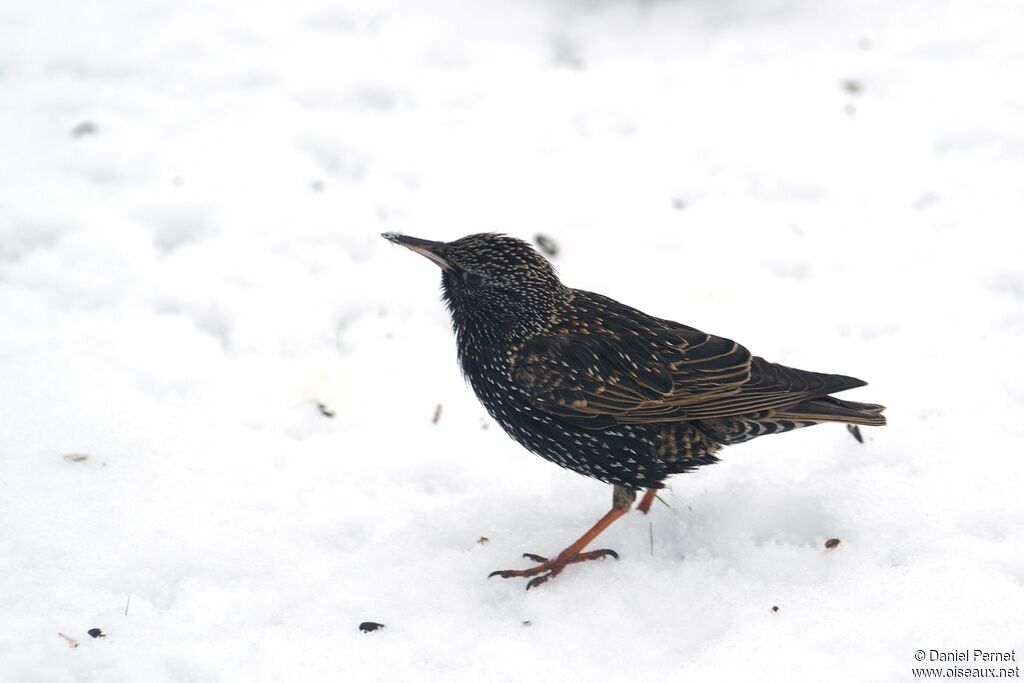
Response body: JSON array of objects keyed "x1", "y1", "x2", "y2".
[
  {"x1": 511, "y1": 290, "x2": 881, "y2": 430},
  {"x1": 387, "y1": 232, "x2": 886, "y2": 490}
]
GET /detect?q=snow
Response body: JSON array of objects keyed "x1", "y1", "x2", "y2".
[{"x1": 2, "y1": 0, "x2": 1023, "y2": 680}]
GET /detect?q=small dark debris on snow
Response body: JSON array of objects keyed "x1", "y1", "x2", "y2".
[
  {"x1": 71, "y1": 121, "x2": 98, "y2": 137},
  {"x1": 825, "y1": 538, "x2": 841, "y2": 550},
  {"x1": 841, "y1": 79, "x2": 862, "y2": 95},
  {"x1": 533, "y1": 233, "x2": 558, "y2": 257},
  {"x1": 62, "y1": 453, "x2": 89, "y2": 462},
  {"x1": 477, "y1": 536, "x2": 490, "y2": 545},
  {"x1": 522, "y1": 620, "x2": 532, "y2": 627},
  {"x1": 847, "y1": 424, "x2": 863, "y2": 443},
  {"x1": 317, "y1": 403, "x2": 336, "y2": 418},
  {"x1": 771, "y1": 606, "x2": 780, "y2": 614},
  {"x1": 359, "y1": 622, "x2": 385, "y2": 633},
  {"x1": 87, "y1": 628, "x2": 105, "y2": 638},
  {"x1": 672, "y1": 198, "x2": 687, "y2": 211},
  {"x1": 432, "y1": 403, "x2": 443, "y2": 424},
  {"x1": 58, "y1": 632, "x2": 79, "y2": 648}
]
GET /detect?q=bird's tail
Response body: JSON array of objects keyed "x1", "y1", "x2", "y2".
[{"x1": 775, "y1": 395, "x2": 887, "y2": 426}]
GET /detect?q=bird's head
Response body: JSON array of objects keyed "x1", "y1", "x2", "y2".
[{"x1": 383, "y1": 232, "x2": 568, "y2": 341}]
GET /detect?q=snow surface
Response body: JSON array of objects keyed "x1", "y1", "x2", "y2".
[{"x1": 2, "y1": 0, "x2": 1023, "y2": 680}]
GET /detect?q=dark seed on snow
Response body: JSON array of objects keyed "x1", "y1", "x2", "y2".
[
  {"x1": 771, "y1": 606, "x2": 779, "y2": 613},
  {"x1": 359, "y1": 622, "x2": 385, "y2": 633},
  {"x1": 825, "y1": 538, "x2": 841, "y2": 549},
  {"x1": 71, "y1": 122, "x2": 98, "y2": 137},
  {"x1": 87, "y1": 628, "x2": 105, "y2": 638},
  {"x1": 317, "y1": 403, "x2": 336, "y2": 418},
  {"x1": 533, "y1": 234, "x2": 558, "y2": 257},
  {"x1": 847, "y1": 424, "x2": 863, "y2": 443}
]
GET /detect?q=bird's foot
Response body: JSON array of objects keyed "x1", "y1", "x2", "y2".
[{"x1": 488, "y1": 548, "x2": 619, "y2": 590}]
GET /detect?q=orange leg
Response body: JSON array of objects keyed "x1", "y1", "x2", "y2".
[
  {"x1": 636, "y1": 488, "x2": 659, "y2": 514},
  {"x1": 489, "y1": 506, "x2": 629, "y2": 590}
]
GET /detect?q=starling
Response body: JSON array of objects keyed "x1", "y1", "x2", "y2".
[{"x1": 383, "y1": 232, "x2": 885, "y2": 589}]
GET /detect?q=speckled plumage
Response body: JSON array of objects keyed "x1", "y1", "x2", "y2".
[
  {"x1": 384, "y1": 231, "x2": 886, "y2": 587},
  {"x1": 449, "y1": 285, "x2": 724, "y2": 490},
  {"x1": 396, "y1": 232, "x2": 885, "y2": 491}
]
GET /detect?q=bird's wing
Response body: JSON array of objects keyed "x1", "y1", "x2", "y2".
[{"x1": 511, "y1": 329, "x2": 863, "y2": 428}]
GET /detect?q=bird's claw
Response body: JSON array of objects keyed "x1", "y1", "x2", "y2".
[
  {"x1": 488, "y1": 569, "x2": 524, "y2": 579},
  {"x1": 581, "y1": 548, "x2": 619, "y2": 561},
  {"x1": 488, "y1": 548, "x2": 620, "y2": 589},
  {"x1": 526, "y1": 573, "x2": 556, "y2": 590}
]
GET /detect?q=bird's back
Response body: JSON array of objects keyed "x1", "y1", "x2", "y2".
[{"x1": 564, "y1": 289, "x2": 885, "y2": 429}]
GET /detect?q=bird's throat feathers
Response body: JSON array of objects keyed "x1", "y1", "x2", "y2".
[{"x1": 442, "y1": 272, "x2": 568, "y2": 359}]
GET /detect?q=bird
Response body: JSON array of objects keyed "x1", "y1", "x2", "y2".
[{"x1": 383, "y1": 232, "x2": 885, "y2": 589}]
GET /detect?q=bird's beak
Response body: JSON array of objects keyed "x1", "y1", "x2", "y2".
[{"x1": 382, "y1": 232, "x2": 452, "y2": 271}]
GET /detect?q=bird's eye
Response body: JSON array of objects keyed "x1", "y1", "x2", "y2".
[{"x1": 464, "y1": 272, "x2": 485, "y2": 287}]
